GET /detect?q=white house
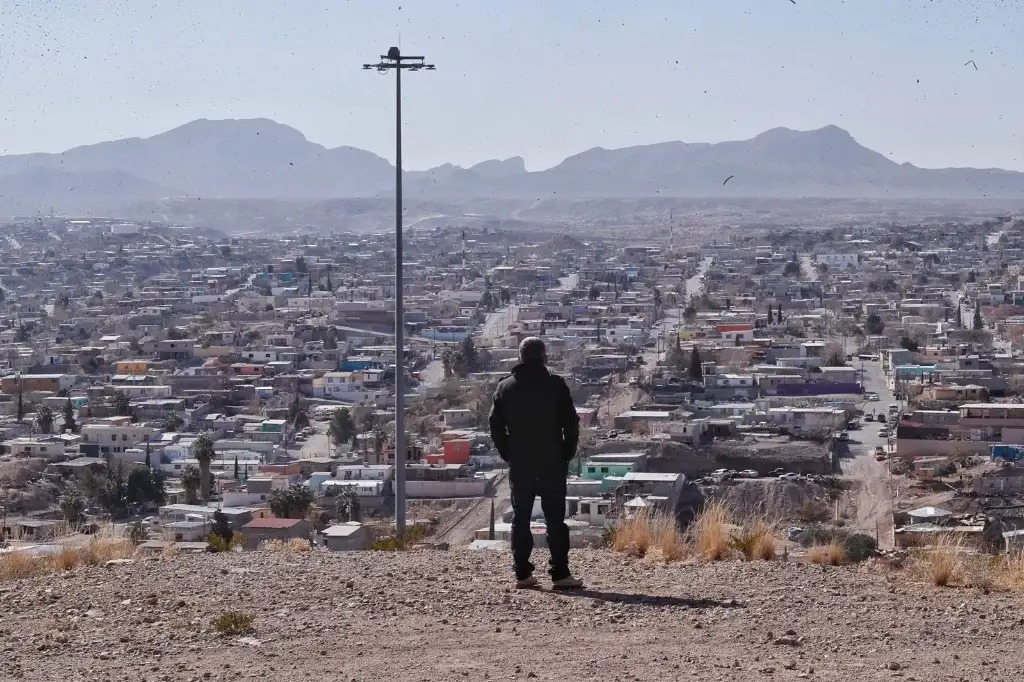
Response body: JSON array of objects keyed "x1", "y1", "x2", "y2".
[{"x1": 815, "y1": 253, "x2": 859, "y2": 269}]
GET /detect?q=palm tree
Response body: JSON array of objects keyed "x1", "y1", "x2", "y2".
[
  {"x1": 193, "y1": 435, "x2": 216, "y2": 502},
  {"x1": 181, "y1": 464, "x2": 201, "y2": 505}
]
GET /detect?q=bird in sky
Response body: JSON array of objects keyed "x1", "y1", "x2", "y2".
[
  {"x1": 723, "y1": 175, "x2": 735, "y2": 185},
  {"x1": 965, "y1": 59, "x2": 978, "y2": 70}
]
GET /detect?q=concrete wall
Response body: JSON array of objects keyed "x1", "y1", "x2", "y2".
[
  {"x1": 895, "y1": 438, "x2": 988, "y2": 459},
  {"x1": 406, "y1": 479, "x2": 488, "y2": 498}
]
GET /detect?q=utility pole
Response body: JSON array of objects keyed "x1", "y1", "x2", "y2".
[{"x1": 364, "y1": 47, "x2": 435, "y2": 534}]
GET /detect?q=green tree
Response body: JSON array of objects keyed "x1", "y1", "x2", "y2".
[
  {"x1": 689, "y1": 346, "x2": 703, "y2": 381},
  {"x1": 36, "y1": 405, "x2": 54, "y2": 434},
  {"x1": 59, "y1": 486, "x2": 85, "y2": 524},
  {"x1": 269, "y1": 484, "x2": 315, "y2": 519},
  {"x1": 288, "y1": 394, "x2": 310, "y2": 430},
  {"x1": 899, "y1": 336, "x2": 920, "y2": 352},
  {"x1": 499, "y1": 288, "x2": 511, "y2": 305},
  {"x1": 783, "y1": 261, "x2": 800, "y2": 277},
  {"x1": 211, "y1": 509, "x2": 233, "y2": 545},
  {"x1": 112, "y1": 392, "x2": 132, "y2": 417},
  {"x1": 329, "y1": 408, "x2": 355, "y2": 449},
  {"x1": 181, "y1": 464, "x2": 201, "y2": 505},
  {"x1": 665, "y1": 333, "x2": 685, "y2": 374},
  {"x1": 63, "y1": 398, "x2": 78, "y2": 433},
  {"x1": 193, "y1": 435, "x2": 216, "y2": 502},
  {"x1": 126, "y1": 466, "x2": 166, "y2": 507},
  {"x1": 16, "y1": 378, "x2": 24, "y2": 422},
  {"x1": 588, "y1": 285, "x2": 601, "y2": 301},
  {"x1": 682, "y1": 305, "x2": 697, "y2": 322},
  {"x1": 233, "y1": 455, "x2": 240, "y2": 481},
  {"x1": 166, "y1": 326, "x2": 185, "y2": 340},
  {"x1": 163, "y1": 412, "x2": 184, "y2": 432},
  {"x1": 973, "y1": 301, "x2": 984, "y2": 330},
  {"x1": 295, "y1": 255, "x2": 308, "y2": 273},
  {"x1": 864, "y1": 314, "x2": 885, "y2": 335}
]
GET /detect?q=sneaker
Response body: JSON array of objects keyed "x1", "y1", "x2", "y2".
[
  {"x1": 515, "y1": 575, "x2": 539, "y2": 589},
  {"x1": 551, "y1": 575, "x2": 584, "y2": 590}
]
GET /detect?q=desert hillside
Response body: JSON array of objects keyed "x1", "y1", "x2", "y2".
[{"x1": 2, "y1": 549, "x2": 1023, "y2": 681}]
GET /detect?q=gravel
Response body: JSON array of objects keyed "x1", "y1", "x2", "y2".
[{"x1": 2, "y1": 549, "x2": 1024, "y2": 681}]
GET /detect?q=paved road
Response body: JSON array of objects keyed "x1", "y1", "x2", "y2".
[
  {"x1": 645, "y1": 257, "x2": 713, "y2": 367},
  {"x1": 481, "y1": 305, "x2": 518, "y2": 341},
  {"x1": 840, "y1": 358, "x2": 895, "y2": 547}
]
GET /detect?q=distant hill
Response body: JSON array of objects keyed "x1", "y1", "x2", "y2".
[{"x1": 1, "y1": 118, "x2": 1022, "y2": 215}]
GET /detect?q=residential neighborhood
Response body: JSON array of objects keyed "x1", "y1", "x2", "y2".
[{"x1": 1, "y1": 215, "x2": 1024, "y2": 563}]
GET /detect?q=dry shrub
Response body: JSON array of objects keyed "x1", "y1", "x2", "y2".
[
  {"x1": 80, "y1": 533, "x2": 135, "y2": 566},
  {"x1": 691, "y1": 501, "x2": 732, "y2": 561},
  {"x1": 917, "y1": 535, "x2": 965, "y2": 587},
  {"x1": 50, "y1": 544, "x2": 83, "y2": 572},
  {"x1": 161, "y1": 542, "x2": 181, "y2": 560},
  {"x1": 753, "y1": 531, "x2": 778, "y2": 561},
  {"x1": 261, "y1": 538, "x2": 310, "y2": 554},
  {"x1": 211, "y1": 611, "x2": 255, "y2": 636},
  {"x1": 0, "y1": 550, "x2": 44, "y2": 581},
  {"x1": 611, "y1": 514, "x2": 655, "y2": 557},
  {"x1": 808, "y1": 541, "x2": 847, "y2": 566},
  {"x1": 611, "y1": 512, "x2": 687, "y2": 561},
  {"x1": 730, "y1": 520, "x2": 777, "y2": 561},
  {"x1": 993, "y1": 552, "x2": 1024, "y2": 593}
]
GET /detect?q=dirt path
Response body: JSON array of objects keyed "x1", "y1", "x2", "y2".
[{"x1": 436, "y1": 474, "x2": 511, "y2": 546}]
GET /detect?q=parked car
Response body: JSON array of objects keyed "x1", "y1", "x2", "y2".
[
  {"x1": 874, "y1": 445, "x2": 887, "y2": 461},
  {"x1": 770, "y1": 467, "x2": 786, "y2": 476},
  {"x1": 877, "y1": 413, "x2": 887, "y2": 423},
  {"x1": 865, "y1": 413, "x2": 875, "y2": 422},
  {"x1": 838, "y1": 431, "x2": 849, "y2": 441},
  {"x1": 738, "y1": 469, "x2": 759, "y2": 479},
  {"x1": 866, "y1": 393, "x2": 880, "y2": 402},
  {"x1": 879, "y1": 428, "x2": 889, "y2": 439},
  {"x1": 778, "y1": 472, "x2": 801, "y2": 482},
  {"x1": 787, "y1": 526, "x2": 805, "y2": 541}
]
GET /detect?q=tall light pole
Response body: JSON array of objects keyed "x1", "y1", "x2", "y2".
[{"x1": 364, "y1": 47, "x2": 435, "y2": 534}]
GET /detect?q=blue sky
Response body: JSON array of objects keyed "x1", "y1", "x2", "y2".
[{"x1": 0, "y1": 0, "x2": 1021, "y2": 170}]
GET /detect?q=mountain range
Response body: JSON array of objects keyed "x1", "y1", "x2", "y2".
[{"x1": 1, "y1": 117, "x2": 1022, "y2": 215}]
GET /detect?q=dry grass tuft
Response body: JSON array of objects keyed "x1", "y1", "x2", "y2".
[
  {"x1": 729, "y1": 520, "x2": 777, "y2": 561},
  {"x1": 917, "y1": 535, "x2": 965, "y2": 587},
  {"x1": 753, "y1": 529, "x2": 778, "y2": 561},
  {"x1": 50, "y1": 544, "x2": 82, "y2": 572},
  {"x1": 0, "y1": 549, "x2": 44, "y2": 581},
  {"x1": 261, "y1": 538, "x2": 311, "y2": 554},
  {"x1": 0, "y1": 528, "x2": 137, "y2": 583},
  {"x1": 691, "y1": 501, "x2": 732, "y2": 561},
  {"x1": 994, "y1": 552, "x2": 1024, "y2": 592},
  {"x1": 808, "y1": 541, "x2": 847, "y2": 566},
  {"x1": 611, "y1": 512, "x2": 688, "y2": 561}
]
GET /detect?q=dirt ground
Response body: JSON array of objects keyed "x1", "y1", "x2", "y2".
[{"x1": 4, "y1": 549, "x2": 1024, "y2": 681}]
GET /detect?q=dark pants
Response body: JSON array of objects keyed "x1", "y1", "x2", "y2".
[{"x1": 510, "y1": 477, "x2": 570, "y2": 580}]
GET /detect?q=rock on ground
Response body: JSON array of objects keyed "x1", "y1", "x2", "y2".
[{"x1": 1, "y1": 549, "x2": 1023, "y2": 681}]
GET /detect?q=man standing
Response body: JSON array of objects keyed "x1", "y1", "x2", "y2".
[{"x1": 489, "y1": 337, "x2": 582, "y2": 589}]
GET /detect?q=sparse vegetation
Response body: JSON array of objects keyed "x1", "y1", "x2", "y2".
[
  {"x1": 914, "y1": 535, "x2": 965, "y2": 587},
  {"x1": 211, "y1": 611, "x2": 255, "y2": 636},
  {"x1": 807, "y1": 541, "x2": 847, "y2": 566},
  {"x1": 610, "y1": 511, "x2": 687, "y2": 561},
  {"x1": 370, "y1": 524, "x2": 429, "y2": 551},
  {"x1": 261, "y1": 538, "x2": 310, "y2": 553},
  {"x1": 690, "y1": 501, "x2": 731, "y2": 561}
]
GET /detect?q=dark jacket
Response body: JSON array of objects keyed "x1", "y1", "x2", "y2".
[{"x1": 488, "y1": 361, "x2": 580, "y2": 481}]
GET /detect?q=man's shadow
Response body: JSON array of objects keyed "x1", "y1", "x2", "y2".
[{"x1": 546, "y1": 588, "x2": 743, "y2": 610}]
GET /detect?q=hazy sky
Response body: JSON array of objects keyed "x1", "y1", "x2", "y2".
[{"x1": 0, "y1": 0, "x2": 1021, "y2": 171}]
